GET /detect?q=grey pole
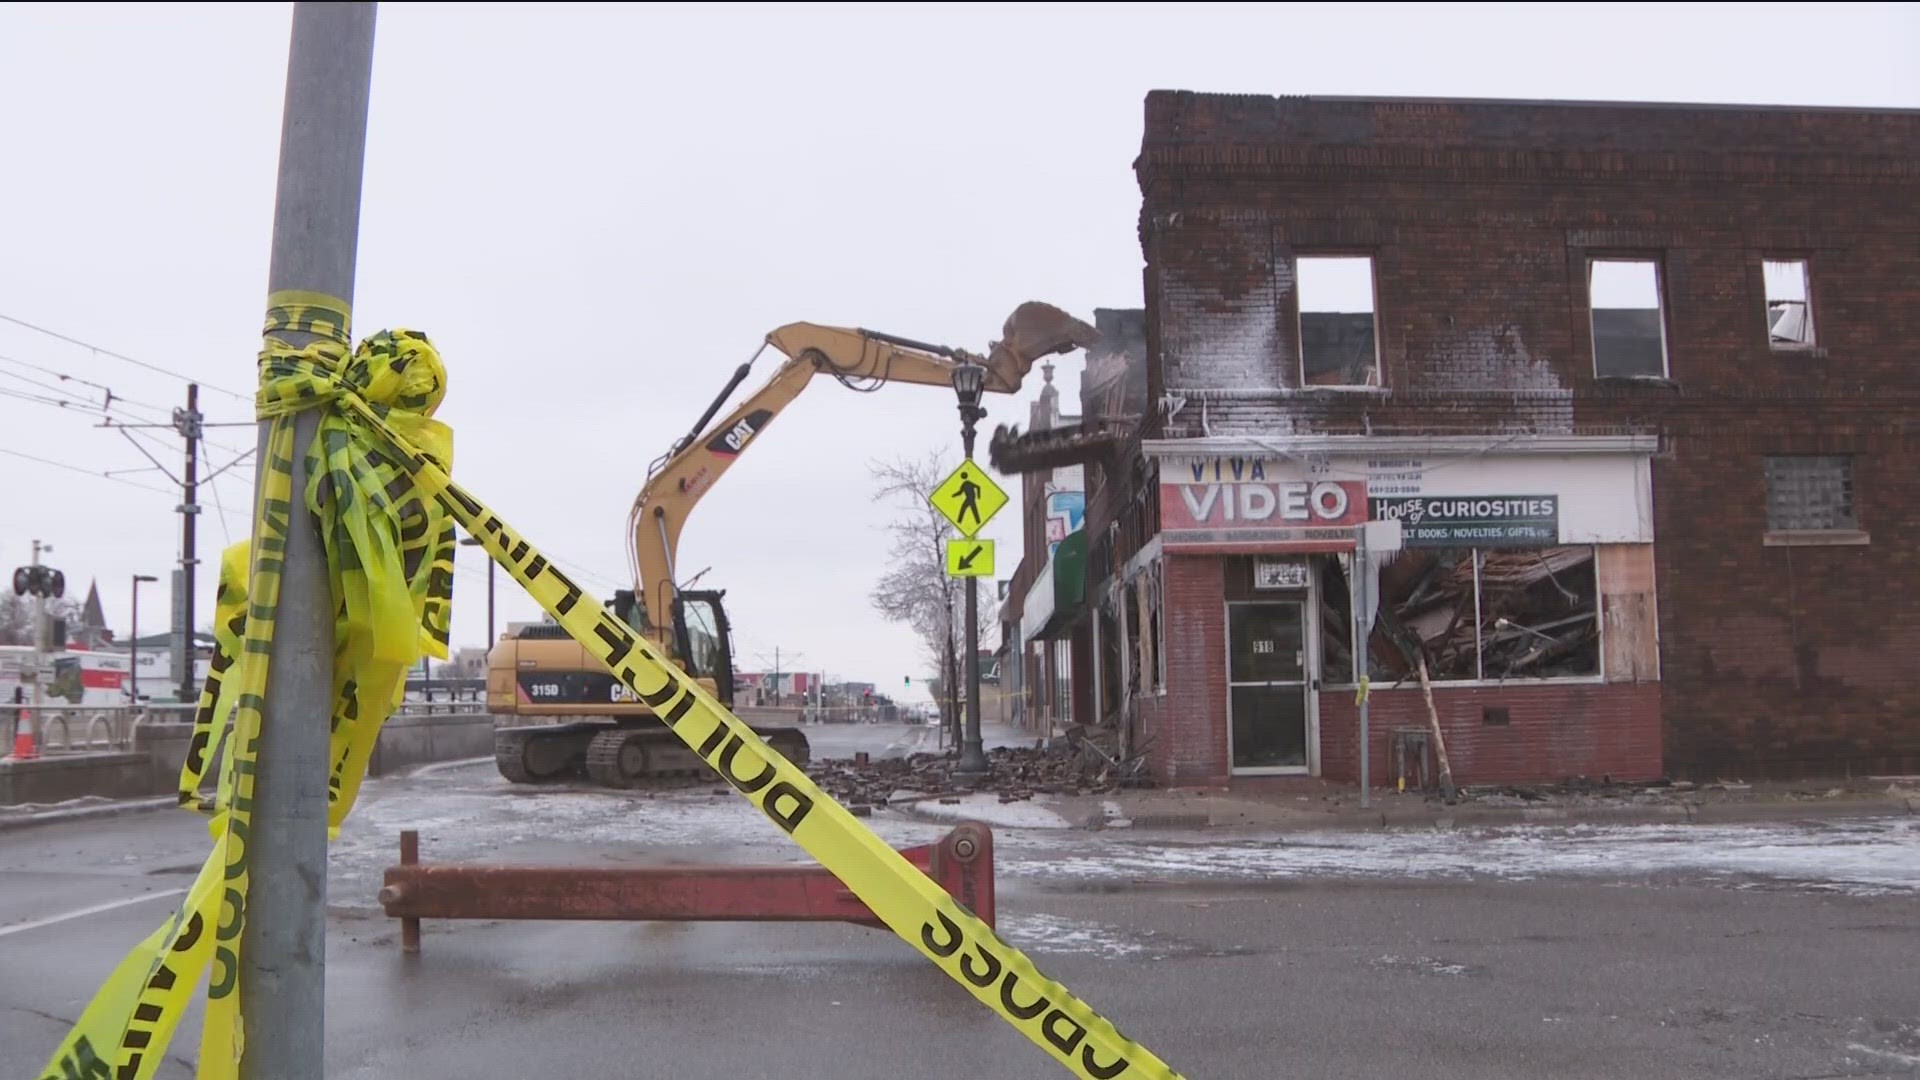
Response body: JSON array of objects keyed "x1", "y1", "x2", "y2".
[
  {"x1": 956, "y1": 574, "x2": 989, "y2": 773},
  {"x1": 28, "y1": 541, "x2": 49, "y2": 744},
  {"x1": 243, "y1": 5, "x2": 376, "y2": 1080},
  {"x1": 177, "y1": 382, "x2": 200, "y2": 704}
]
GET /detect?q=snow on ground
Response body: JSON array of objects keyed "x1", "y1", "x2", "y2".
[
  {"x1": 998, "y1": 913, "x2": 1152, "y2": 959},
  {"x1": 1007, "y1": 817, "x2": 1920, "y2": 896},
  {"x1": 911, "y1": 792, "x2": 1073, "y2": 830},
  {"x1": 328, "y1": 762, "x2": 1918, "y2": 903}
]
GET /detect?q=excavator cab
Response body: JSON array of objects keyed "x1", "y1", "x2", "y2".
[{"x1": 671, "y1": 589, "x2": 735, "y2": 709}]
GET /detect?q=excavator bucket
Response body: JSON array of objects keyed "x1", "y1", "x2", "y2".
[{"x1": 981, "y1": 302, "x2": 1100, "y2": 393}]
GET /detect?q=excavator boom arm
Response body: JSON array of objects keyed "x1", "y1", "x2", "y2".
[{"x1": 627, "y1": 304, "x2": 1096, "y2": 652}]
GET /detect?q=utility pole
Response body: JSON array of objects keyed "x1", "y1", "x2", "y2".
[
  {"x1": 242, "y1": 6, "x2": 376, "y2": 1079},
  {"x1": 174, "y1": 383, "x2": 200, "y2": 703}
]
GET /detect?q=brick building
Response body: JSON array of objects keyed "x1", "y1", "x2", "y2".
[{"x1": 998, "y1": 91, "x2": 1920, "y2": 788}]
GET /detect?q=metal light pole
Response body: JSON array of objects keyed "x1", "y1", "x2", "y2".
[
  {"x1": 951, "y1": 361, "x2": 990, "y2": 776},
  {"x1": 130, "y1": 574, "x2": 157, "y2": 703},
  {"x1": 458, "y1": 535, "x2": 495, "y2": 646},
  {"x1": 244, "y1": 6, "x2": 377, "y2": 1079}
]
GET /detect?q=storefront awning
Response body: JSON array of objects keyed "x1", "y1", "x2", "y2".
[{"x1": 1020, "y1": 528, "x2": 1088, "y2": 644}]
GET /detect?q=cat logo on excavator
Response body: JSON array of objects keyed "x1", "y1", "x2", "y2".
[{"x1": 708, "y1": 409, "x2": 772, "y2": 457}]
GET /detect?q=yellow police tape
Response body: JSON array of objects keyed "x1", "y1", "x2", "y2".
[
  {"x1": 43, "y1": 306, "x2": 1184, "y2": 1080},
  {"x1": 40, "y1": 301, "x2": 456, "y2": 1080}
]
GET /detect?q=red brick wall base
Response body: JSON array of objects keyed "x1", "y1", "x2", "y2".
[{"x1": 1318, "y1": 683, "x2": 1664, "y2": 787}]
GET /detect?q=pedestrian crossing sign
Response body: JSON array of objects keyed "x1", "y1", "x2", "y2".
[{"x1": 927, "y1": 461, "x2": 1008, "y2": 538}]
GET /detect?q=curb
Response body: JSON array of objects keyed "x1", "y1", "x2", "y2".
[
  {"x1": 893, "y1": 800, "x2": 1083, "y2": 832},
  {"x1": 396, "y1": 755, "x2": 494, "y2": 779},
  {"x1": 0, "y1": 755, "x2": 503, "y2": 834},
  {"x1": 0, "y1": 795, "x2": 178, "y2": 833},
  {"x1": 1063, "y1": 797, "x2": 1918, "y2": 834}
]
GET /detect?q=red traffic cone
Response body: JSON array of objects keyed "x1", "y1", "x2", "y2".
[{"x1": 10, "y1": 709, "x2": 38, "y2": 760}]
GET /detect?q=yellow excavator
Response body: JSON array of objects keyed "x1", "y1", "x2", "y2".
[{"x1": 487, "y1": 302, "x2": 1099, "y2": 786}]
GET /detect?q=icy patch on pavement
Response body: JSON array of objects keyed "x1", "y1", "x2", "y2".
[
  {"x1": 999, "y1": 913, "x2": 1152, "y2": 958},
  {"x1": 913, "y1": 792, "x2": 1072, "y2": 830},
  {"x1": 1005, "y1": 818, "x2": 1920, "y2": 896},
  {"x1": 1848, "y1": 1043, "x2": 1920, "y2": 1069},
  {"x1": 1371, "y1": 954, "x2": 1476, "y2": 977}
]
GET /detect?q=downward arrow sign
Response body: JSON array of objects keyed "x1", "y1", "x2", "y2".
[{"x1": 958, "y1": 545, "x2": 982, "y2": 570}]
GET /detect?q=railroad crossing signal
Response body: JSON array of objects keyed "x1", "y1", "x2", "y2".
[
  {"x1": 945, "y1": 538, "x2": 995, "y2": 578},
  {"x1": 927, "y1": 462, "x2": 1007, "y2": 538}
]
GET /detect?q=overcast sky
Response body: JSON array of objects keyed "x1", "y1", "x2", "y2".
[{"x1": 2, "y1": 2, "x2": 1915, "y2": 698}]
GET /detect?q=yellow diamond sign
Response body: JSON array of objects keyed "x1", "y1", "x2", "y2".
[
  {"x1": 945, "y1": 538, "x2": 995, "y2": 578},
  {"x1": 927, "y1": 461, "x2": 1007, "y2": 538}
]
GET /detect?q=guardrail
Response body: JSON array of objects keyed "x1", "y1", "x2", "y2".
[{"x1": 1, "y1": 703, "x2": 197, "y2": 756}]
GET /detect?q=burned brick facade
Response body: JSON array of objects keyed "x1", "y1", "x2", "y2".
[{"x1": 1122, "y1": 92, "x2": 1920, "y2": 786}]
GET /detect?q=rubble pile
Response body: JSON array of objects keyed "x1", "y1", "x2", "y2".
[{"x1": 803, "y1": 738, "x2": 1143, "y2": 811}]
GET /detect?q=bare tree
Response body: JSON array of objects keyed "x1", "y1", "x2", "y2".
[
  {"x1": 869, "y1": 450, "x2": 999, "y2": 740},
  {"x1": 0, "y1": 592, "x2": 82, "y2": 648}
]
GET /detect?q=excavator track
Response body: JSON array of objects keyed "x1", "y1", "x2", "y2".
[
  {"x1": 579, "y1": 725, "x2": 812, "y2": 786},
  {"x1": 494, "y1": 723, "x2": 593, "y2": 784},
  {"x1": 585, "y1": 728, "x2": 652, "y2": 788}
]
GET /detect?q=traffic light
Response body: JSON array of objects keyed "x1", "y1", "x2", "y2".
[
  {"x1": 12, "y1": 565, "x2": 64, "y2": 598},
  {"x1": 903, "y1": 675, "x2": 910, "y2": 687}
]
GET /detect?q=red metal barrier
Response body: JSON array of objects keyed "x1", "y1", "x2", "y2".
[{"x1": 380, "y1": 822, "x2": 995, "y2": 953}]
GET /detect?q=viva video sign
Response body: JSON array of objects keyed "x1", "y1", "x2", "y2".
[{"x1": 1369, "y1": 495, "x2": 1559, "y2": 548}]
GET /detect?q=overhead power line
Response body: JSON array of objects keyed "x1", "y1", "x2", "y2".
[
  {"x1": 0, "y1": 445, "x2": 178, "y2": 497},
  {"x1": 0, "y1": 385, "x2": 105, "y2": 413},
  {"x1": 0, "y1": 311, "x2": 251, "y2": 402}
]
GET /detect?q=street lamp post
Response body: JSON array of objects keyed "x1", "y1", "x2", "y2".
[
  {"x1": 130, "y1": 574, "x2": 158, "y2": 703},
  {"x1": 950, "y1": 360, "x2": 991, "y2": 777},
  {"x1": 459, "y1": 535, "x2": 496, "y2": 647}
]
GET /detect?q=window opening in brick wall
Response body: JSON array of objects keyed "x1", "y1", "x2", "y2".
[
  {"x1": 1589, "y1": 259, "x2": 1668, "y2": 379},
  {"x1": 1052, "y1": 639, "x2": 1072, "y2": 721},
  {"x1": 1317, "y1": 556, "x2": 1355, "y2": 682},
  {"x1": 1148, "y1": 560, "x2": 1166, "y2": 693},
  {"x1": 1765, "y1": 455, "x2": 1855, "y2": 531},
  {"x1": 1123, "y1": 579, "x2": 1143, "y2": 697},
  {"x1": 1364, "y1": 546, "x2": 1598, "y2": 682},
  {"x1": 1097, "y1": 600, "x2": 1123, "y2": 722},
  {"x1": 1297, "y1": 256, "x2": 1380, "y2": 387},
  {"x1": 1764, "y1": 259, "x2": 1815, "y2": 348}
]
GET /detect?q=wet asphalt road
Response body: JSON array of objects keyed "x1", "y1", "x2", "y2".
[{"x1": 4, "y1": 722, "x2": 1917, "y2": 1079}]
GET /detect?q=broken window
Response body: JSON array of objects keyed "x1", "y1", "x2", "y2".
[
  {"x1": 1764, "y1": 259, "x2": 1815, "y2": 348},
  {"x1": 1589, "y1": 259, "x2": 1668, "y2": 379},
  {"x1": 1765, "y1": 455, "x2": 1855, "y2": 532},
  {"x1": 1297, "y1": 256, "x2": 1380, "y2": 387},
  {"x1": 1363, "y1": 546, "x2": 1599, "y2": 682}
]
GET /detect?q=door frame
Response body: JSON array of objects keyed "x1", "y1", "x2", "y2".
[{"x1": 1223, "y1": 584, "x2": 1322, "y2": 777}]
